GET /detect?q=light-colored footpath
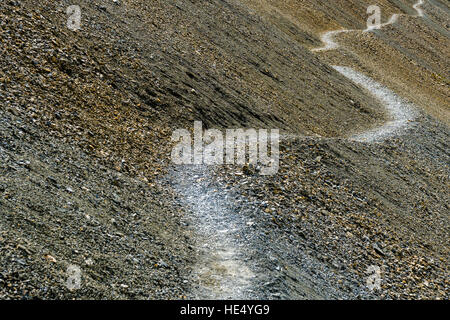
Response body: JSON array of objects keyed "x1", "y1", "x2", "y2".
[{"x1": 172, "y1": 0, "x2": 426, "y2": 299}]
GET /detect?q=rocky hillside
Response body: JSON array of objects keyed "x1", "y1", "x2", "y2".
[{"x1": 0, "y1": 0, "x2": 448, "y2": 299}]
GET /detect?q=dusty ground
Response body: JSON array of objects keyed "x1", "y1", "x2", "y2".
[
  {"x1": 319, "y1": 0, "x2": 450, "y2": 124},
  {"x1": 247, "y1": 0, "x2": 449, "y2": 123},
  {"x1": 0, "y1": 0, "x2": 448, "y2": 300},
  {"x1": 207, "y1": 113, "x2": 449, "y2": 299}
]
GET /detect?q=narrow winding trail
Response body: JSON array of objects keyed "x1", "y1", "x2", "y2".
[
  {"x1": 312, "y1": 0, "x2": 425, "y2": 52},
  {"x1": 171, "y1": 166, "x2": 257, "y2": 299},
  {"x1": 312, "y1": 0, "x2": 425, "y2": 142},
  {"x1": 170, "y1": 0, "x2": 428, "y2": 299},
  {"x1": 333, "y1": 66, "x2": 416, "y2": 142}
]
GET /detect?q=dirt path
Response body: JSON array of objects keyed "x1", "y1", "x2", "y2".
[
  {"x1": 170, "y1": 166, "x2": 257, "y2": 299},
  {"x1": 170, "y1": 0, "x2": 428, "y2": 299},
  {"x1": 312, "y1": 0, "x2": 425, "y2": 142},
  {"x1": 333, "y1": 66, "x2": 417, "y2": 142},
  {"x1": 312, "y1": 0, "x2": 425, "y2": 52}
]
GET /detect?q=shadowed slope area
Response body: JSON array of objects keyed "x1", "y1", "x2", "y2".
[
  {"x1": 247, "y1": 0, "x2": 449, "y2": 123},
  {"x1": 1, "y1": 0, "x2": 389, "y2": 144},
  {"x1": 0, "y1": 0, "x2": 448, "y2": 300}
]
